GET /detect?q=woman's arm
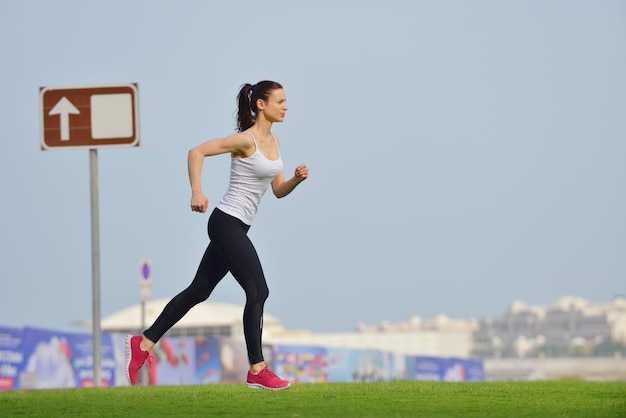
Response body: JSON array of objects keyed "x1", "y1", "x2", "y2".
[
  {"x1": 188, "y1": 133, "x2": 253, "y2": 213},
  {"x1": 272, "y1": 164, "x2": 309, "y2": 198}
]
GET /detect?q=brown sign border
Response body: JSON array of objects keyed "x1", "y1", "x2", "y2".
[{"x1": 40, "y1": 83, "x2": 140, "y2": 150}]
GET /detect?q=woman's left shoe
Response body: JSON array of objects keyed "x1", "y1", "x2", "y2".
[{"x1": 246, "y1": 367, "x2": 291, "y2": 390}]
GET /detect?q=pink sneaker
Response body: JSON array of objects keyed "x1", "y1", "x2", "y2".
[
  {"x1": 125, "y1": 335, "x2": 152, "y2": 385},
  {"x1": 246, "y1": 367, "x2": 291, "y2": 390}
]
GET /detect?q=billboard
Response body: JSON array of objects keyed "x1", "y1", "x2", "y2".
[
  {"x1": 0, "y1": 327, "x2": 23, "y2": 390},
  {"x1": 0, "y1": 325, "x2": 484, "y2": 389}
]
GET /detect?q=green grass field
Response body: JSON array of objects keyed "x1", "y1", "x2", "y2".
[{"x1": 2, "y1": 381, "x2": 625, "y2": 417}]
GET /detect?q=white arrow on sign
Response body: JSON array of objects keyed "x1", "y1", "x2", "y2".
[{"x1": 48, "y1": 97, "x2": 80, "y2": 141}]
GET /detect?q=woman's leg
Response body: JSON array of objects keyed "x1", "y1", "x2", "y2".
[
  {"x1": 209, "y1": 209, "x2": 268, "y2": 365},
  {"x1": 126, "y1": 209, "x2": 230, "y2": 385},
  {"x1": 142, "y1": 240, "x2": 229, "y2": 344}
]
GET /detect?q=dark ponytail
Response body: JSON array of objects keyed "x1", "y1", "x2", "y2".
[{"x1": 236, "y1": 80, "x2": 283, "y2": 132}]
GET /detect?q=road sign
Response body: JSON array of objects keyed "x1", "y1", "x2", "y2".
[
  {"x1": 40, "y1": 83, "x2": 140, "y2": 150},
  {"x1": 140, "y1": 259, "x2": 152, "y2": 301}
]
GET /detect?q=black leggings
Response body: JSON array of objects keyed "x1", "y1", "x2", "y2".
[{"x1": 143, "y1": 208, "x2": 269, "y2": 364}]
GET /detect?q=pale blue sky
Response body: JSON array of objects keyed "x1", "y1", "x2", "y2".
[{"x1": 1, "y1": 0, "x2": 624, "y2": 333}]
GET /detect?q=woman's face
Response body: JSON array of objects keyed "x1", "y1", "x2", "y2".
[{"x1": 259, "y1": 88, "x2": 287, "y2": 123}]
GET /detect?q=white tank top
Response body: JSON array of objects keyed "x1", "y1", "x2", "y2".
[{"x1": 216, "y1": 132, "x2": 283, "y2": 225}]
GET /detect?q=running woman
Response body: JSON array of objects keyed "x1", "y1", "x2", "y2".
[{"x1": 125, "y1": 80, "x2": 308, "y2": 390}]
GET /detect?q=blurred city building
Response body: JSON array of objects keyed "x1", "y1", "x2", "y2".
[
  {"x1": 98, "y1": 295, "x2": 626, "y2": 360},
  {"x1": 99, "y1": 300, "x2": 476, "y2": 357},
  {"x1": 264, "y1": 314, "x2": 477, "y2": 357},
  {"x1": 472, "y1": 295, "x2": 626, "y2": 358}
]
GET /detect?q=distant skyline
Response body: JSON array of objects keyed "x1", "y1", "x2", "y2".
[
  {"x1": 91, "y1": 293, "x2": 625, "y2": 330},
  {"x1": 1, "y1": 1, "x2": 624, "y2": 333}
]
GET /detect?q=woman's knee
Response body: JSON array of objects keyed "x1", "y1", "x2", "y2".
[
  {"x1": 244, "y1": 280, "x2": 269, "y2": 305},
  {"x1": 186, "y1": 278, "x2": 213, "y2": 302},
  {"x1": 257, "y1": 283, "x2": 269, "y2": 303}
]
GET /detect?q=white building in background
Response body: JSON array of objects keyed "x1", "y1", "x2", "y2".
[
  {"x1": 265, "y1": 314, "x2": 477, "y2": 357},
  {"x1": 99, "y1": 299, "x2": 285, "y2": 339},
  {"x1": 473, "y1": 296, "x2": 626, "y2": 357},
  {"x1": 95, "y1": 296, "x2": 626, "y2": 360},
  {"x1": 98, "y1": 299, "x2": 476, "y2": 358}
]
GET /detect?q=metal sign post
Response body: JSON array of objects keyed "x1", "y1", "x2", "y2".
[
  {"x1": 140, "y1": 259, "x2": 152, "y2": 330},
  {"x1": 40, "y1": 83, "x2": 139, "y2": 388},
  {"x1": 89, "y1": 148, "x2": 101, "y2": 387}
]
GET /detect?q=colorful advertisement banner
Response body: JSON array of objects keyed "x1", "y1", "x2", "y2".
[
  {"x1": 274, "y1": 345, "x2": 328, "y2": 383},
  {"x1": 218, "y1": 337, "x2": 250, "y2": 384},
  {"x1": 195, "y1": 337, "x2": 221, "y2": 385},
  {"x1": 410, "y1": 355, "x2": 485, "y2": 382},
  {"x1": 412, "y1": 355, "x2": 447, "y2": 381},
  {"x1": 0, "y1": 325, "x2": 485, "y2": 389},
  {"x1": 18, "y1": 327, "x2": 116, "y2": 388},
  {"x1": 460, "y1": 358, "x2": 485, "y2": 381},
  {"x1": 151, "y1": 336, "x2": 195, "y2": 386},
  {"x1": 326, "y1": 348, "x2": 393, "y2": 382},
  {"x1": 0, "y1": 327, "x2": 23, "y2": 391}
]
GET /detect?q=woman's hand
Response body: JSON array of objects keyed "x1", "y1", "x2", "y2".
[
  {"x1": 190, "y1": 191, "x2": 209, "y2": 213},
  {"x1": 294, "y1": 164, "x2": 308, "y2": 182}
]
